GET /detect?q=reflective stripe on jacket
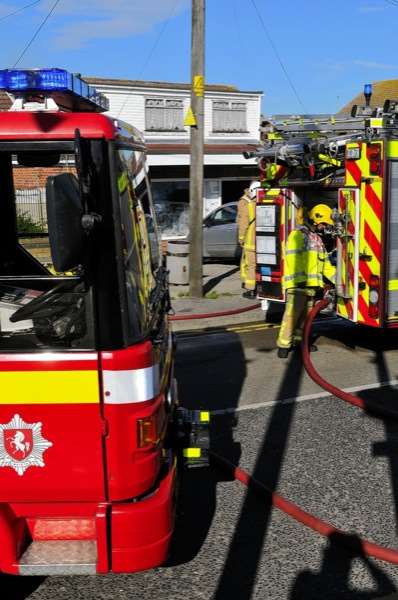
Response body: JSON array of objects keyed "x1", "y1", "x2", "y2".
[
  {"x1": 237, "y1": 192, "x2": 256, "y2": 251},
  {"x1": 282, "y1": 225, "x2": 335, "y2": 290}
]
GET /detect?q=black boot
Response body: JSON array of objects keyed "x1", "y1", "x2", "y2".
[
  {"x1": 277, "y1": 347, "x2": 290, "y2": 359},
  {"x1": 242, "y1": 290, "x2": 256, "y2": 299}
]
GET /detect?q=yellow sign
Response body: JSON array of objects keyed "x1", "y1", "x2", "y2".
[
  {"x1": 193, "y1": 75, "x2": 204, "y2": 97},
  {"x1": 184, "y1": 106, "x2": 197, "y2": 127}
]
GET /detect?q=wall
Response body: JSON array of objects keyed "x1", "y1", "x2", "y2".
[{"x1": 95, "y1": 84, "x2": 262, "y2": 146}]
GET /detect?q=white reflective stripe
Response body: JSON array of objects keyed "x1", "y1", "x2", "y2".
[
  {"x1": 284, "y1": 272, "x2": 306, "y2": 281},
  {"x1": 285, "y1": 248, "x2": 305, "y2": 255},
  {"x1": 103, "y1": 364, "x2": 160, "y2": 404}
]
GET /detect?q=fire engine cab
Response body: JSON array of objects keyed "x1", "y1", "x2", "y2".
[
  {"x1": 251, "y1": 85, "x2": 398, "y2": 329},
  {"x1": 0, "y1": 68, "x2": 208, "y2": 576}
]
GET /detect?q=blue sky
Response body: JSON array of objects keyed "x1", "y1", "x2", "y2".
[{"x1": 0, "y1": 0, "x2": 397, "y2": 115}]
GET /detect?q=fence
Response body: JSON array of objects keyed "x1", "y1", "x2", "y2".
[{"x1": 15, "y1": 188, "x2": 48, "y2": 233}]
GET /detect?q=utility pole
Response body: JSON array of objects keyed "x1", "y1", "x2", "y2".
[{"x1": 189, "y1": 0, "x2": 205, "y2": 297}]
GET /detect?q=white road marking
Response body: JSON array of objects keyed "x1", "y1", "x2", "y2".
[{"x1": 212, "y1": 379, "x2": 398, "y2": 415}]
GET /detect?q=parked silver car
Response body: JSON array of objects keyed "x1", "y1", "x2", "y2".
[{"x1": 203, "y1": 202, "x2": 240, "y2": 260}]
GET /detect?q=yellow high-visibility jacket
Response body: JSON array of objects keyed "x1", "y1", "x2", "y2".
[
  {"x1": 237, "y1": 192, "x2": 256, "y2": 251},
  {"x1": 283, "y1": 225, "x2": 335, "y2": 291}
]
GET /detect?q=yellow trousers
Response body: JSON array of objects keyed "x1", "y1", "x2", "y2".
[
  {"x1": 277, "y1": 288, "x2": 316, "y2": 349},
  {"x1": 240, "y1": 248, "x2": 256, "y2": 291}
]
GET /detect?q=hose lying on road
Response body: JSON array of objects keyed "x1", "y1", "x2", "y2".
[
  {"x1": 210, "y1": 450, "x2": 398, "y2": 565},
  {"x1": 170, "y1": 302, "x2": 261, "y2": 321},
  {"x1": 302, "y1": 297, "x2": 398, "y2": 421},
  {"x1": 210, "y1": 295, "x2": 398, "y2": 565}
]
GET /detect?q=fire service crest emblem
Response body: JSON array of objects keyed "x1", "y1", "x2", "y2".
[{"x1": 0, "y1": 414, "x2": 52, "y2": 476}]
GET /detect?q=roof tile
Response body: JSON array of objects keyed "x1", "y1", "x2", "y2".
[
  {"x1": 339, "y1": 79, "x2": 398, "y2": 114},
  {"x1": 84, "y1": 76, "x2": 261, "y2": 94}
]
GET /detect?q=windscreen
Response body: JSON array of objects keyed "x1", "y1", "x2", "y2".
[{"x1": 0, "y1": 147, "x2": 95, "y2": 351}]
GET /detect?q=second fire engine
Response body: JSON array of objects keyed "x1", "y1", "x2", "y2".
[{"x1": 247, "y1": 84, "x2": 398, "y2": 329}]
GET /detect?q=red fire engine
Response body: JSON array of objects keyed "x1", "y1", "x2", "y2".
[
  {"x1": 250, "y1": 85, "x2": 398, "y2": 329},
  {"x1": 0, "y1": 68, "x2": 208, "y2": 576}
]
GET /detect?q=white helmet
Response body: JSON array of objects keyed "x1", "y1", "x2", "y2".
[{"x1": 248, "y1": 180, "x2": 261, "y2": 199}]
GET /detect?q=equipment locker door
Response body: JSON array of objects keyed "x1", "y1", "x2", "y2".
[
  {"x1": 255, "y1": 189, "x2": 293, "y2": 300},
  {"x1": 336, "y1": 188, "x2": 360, "y2": 322}
]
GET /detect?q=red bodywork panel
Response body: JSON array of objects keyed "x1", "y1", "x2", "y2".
[
  {"x1": 0, "y1": 337, "x2": 175, "y2": 574},
  {"x1": 0, "y1": 111, "x2": 117, "y2": 140},
  {"x1": 100, "y1": 342, "x2": 170, "y2": 501},
  {"x1": 0, "y1": 352, "x2": 105, "y2": 502}
]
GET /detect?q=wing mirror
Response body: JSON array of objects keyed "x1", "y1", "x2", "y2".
[{"x1": 46, "y1": 173, "x2": 86, "y2": 273}]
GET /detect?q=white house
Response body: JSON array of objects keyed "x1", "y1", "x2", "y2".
[{"x1": 86, "y1": 77, "x2": 262, "y2": 237}]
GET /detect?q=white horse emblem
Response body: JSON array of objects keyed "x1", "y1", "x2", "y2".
[
  {"x1": 0, "y1": 414, "x2": 52, "y2": 476},
  {"x1": 7, "y1": 431, "x2": 31, "y2": 457}
]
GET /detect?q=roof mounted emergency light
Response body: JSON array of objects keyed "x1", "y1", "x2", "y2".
[
  {"x1": 364, "y1": 83, "x2": 372, "y2": 107},
  {"x1": 0, "y1": 68, "x2": 109, "y2": 113}
]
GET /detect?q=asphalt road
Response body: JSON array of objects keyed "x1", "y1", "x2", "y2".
[{"x1": 4, "y1": 318, "x2": 398, "y2": 600}]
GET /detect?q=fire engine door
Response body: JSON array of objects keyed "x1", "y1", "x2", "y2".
[
  {"x1": 336, "y1": 188, "x2": 360, "y2": 321},
  {"x1": 256, "y1": 189, "x2": 292, "y2": 300}
]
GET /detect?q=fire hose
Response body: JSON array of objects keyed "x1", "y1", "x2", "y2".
[
  {"x1": 208, "y1": 294, "x2": 398, "y2": 565},
  {"x1": 169, "y1": 302, "x2": 261, "y2": 321}
]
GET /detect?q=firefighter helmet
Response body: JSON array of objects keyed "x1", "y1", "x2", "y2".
[
  {"x1": 308, "y1": 204, "x2": 333, "y2": 225},
  {"x1": 248, "y1": 180, "x2": 261, "y2": 199}
]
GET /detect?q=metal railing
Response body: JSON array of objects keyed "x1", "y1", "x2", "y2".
[{"x1": 15, "y1": 188, "x2": 48, "y2": 233}]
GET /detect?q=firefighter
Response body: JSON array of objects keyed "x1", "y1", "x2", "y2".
[
  {"x1": 259, "y1": 159, "x2": 287, "y2": 188},
  {"x1": 276, "y1": 203, "x2": 336, "y2": 358},
  {"x1": 237, "y1": 181, "x2": 260, "y2": 298}
]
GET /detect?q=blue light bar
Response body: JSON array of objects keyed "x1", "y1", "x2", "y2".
[
  {"x1": 0, "y1": 68, "x2": 109, "y2": 112},
  {"x1": 364, "y1": 83, "x2": 373, "y2": 96}
]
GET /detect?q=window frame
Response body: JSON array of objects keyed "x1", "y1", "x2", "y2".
[
  {"x1": 110, "y1": 142, "x2": 160, "y2": 347},
  {"x1": 212, "y1": 100, "x2": 248, "y2": 133},
  {"x1": 145, "y1": 97, "x2": 185, "y2": 132},
  {"x1": 208, "y1": 205, "x2": 237, "y2": 225},
  {"x1": 0, "y1": 141, "x2": 101, "y2": 351}
]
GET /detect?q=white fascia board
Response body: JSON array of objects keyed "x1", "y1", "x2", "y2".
[
  {"x1": 147, "y1": 154, "x2": 257, "y2": 167},
  {"x1": 95, "y1": 83, "x2": 262, "y2": 101}
]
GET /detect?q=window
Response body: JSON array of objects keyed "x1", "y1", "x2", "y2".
[
  {"x1": 145, "y1": 98, "x2": 184, "y2": 131},
  {"x1": 211, "y1": 205, "x2": 237, "y2": 224},
  {"x1": 117, "y1": 149, "x2": 158, "y2": 340},
  {"x1": 0, "y1": 146, "x2": 95, "y2": 351},
  {"x1": 152, "y1": 181, "x2": 189, "y2": 238},
  {"x1": 213, "y1": 101, "x2": 247, "y2": 133}
]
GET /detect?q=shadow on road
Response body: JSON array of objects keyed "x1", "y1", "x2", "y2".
[
  {"x1": 168, "y1": 330, "x2": 245, "y2": 566},
  {"x1": 314, "y1": 318, "x2": 398, "y2": 354},
  {"x1": 213, "y1": 350, "x2": 305, "y2": 600},
  {"x1": 291, "y1": 343, "x2": 398, "y2": 599},
  {"x1": 171, "y1": 312, "x2": 398, "y2": 595},
  {"x1": 290, "y1": 532, "x2": 396, "y2": 600},
  {"x1": 0, "y1": 575, "x2": 45, "y2": 600},
  {"x1": 203, "y1": 266, "x2": 239, "y2": 295}
]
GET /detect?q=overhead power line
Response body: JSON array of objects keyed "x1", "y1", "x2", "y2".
[
  {"x1": 117, "y1": 0, "x2": 180, "y2": 118},
  {"x1": 13, "y1": 0, "x2": 61, "y2": 68},
  {"x1": 0, "y1": 0, "x2": 42, "y2": 23},
  {"x1": 249, "y1": 0, "x2": 308, "y2": 113}
]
